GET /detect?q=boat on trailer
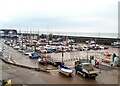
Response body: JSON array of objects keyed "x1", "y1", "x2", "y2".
[{"x1": 59, "y1": 65, "x2": 73, "y2": 76}]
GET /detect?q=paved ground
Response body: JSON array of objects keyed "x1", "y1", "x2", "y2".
[
  {"x1": 0, "y1": 42, "x2": 119, "y2": 84},
  {"x1": 1, "y1": 62, "x2": 118, "y2": 84}
]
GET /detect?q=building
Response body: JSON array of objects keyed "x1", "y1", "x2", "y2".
[{"x1": 0, "y1": 29, "x2": 17, "y2": 39}]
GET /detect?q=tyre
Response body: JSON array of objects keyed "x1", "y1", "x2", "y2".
[
  {"x1": 68, "y1": 73, "x2": 72, "y2": 77},
  {"x1": 83, "y1": 73, "x2": 87, "y2": 78},
  {"x1": 75, "y1": 70, "x2": 78, "y2": 74},
  {"x1": 93, "y1": 77, "x2": 96, "y2": 80}
]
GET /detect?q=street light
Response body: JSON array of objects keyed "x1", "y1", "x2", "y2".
[
  {"x1": 62, "y1": 47, "x2": 64, "y2": 62},
  {"x1": 33, "y1": 40, "x2": 37, "y2": 52},
  {"x1": 87, "y1": 44, "x2": 89, "y2": 62}
]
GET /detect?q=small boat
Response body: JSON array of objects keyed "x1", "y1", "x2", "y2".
[
  {"x1": 59, "y1": 65, "x2": 73, "y2": 76},
  {"x1": 29, "y1": 52, "x2": 40, "y2": 59},
  {"x1": 38, "y1": 58, "x2": 48, "y2": 65}
]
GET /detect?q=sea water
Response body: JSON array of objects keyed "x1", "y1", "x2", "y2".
[{"x1": 18, "y1": 30, "x2": 118, "y2": 38}]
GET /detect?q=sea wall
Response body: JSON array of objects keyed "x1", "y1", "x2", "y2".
[
  {"x1": 16, "y1": 33, "x2": 120, "y2": 45},
  {"x1": 54, "y1": 35, "x2": 120, "y2": 45}
]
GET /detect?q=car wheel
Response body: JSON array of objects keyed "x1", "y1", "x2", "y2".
[
  {"x1": 68, "y1": 73, "x2": 72, "y2": 77},
  {"x1": 75, "y1": 70, "x2": 78, "y2": 74},
  {"x1": 83, "y1": 73, "x2": 86, "y2": 78},
  {"x1": 93, "y1": 77, "x2": 96, "y2": 80}
]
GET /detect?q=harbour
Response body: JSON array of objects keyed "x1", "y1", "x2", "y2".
[
  {"x1": 0, "y1": 0, "x2": 120, "y2": 85},
  {"x1": 0, "y1": 29, "x2": 119, "y2": 85}
]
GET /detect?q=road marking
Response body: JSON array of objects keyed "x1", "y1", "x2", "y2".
[{"x1": 97, "y1": 80, "x2": 104, "y2": 84}]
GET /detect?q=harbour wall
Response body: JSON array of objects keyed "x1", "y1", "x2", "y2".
[
  {"x1": 53, "y1": 35, "x2": 120, "y2": 45},
  {"x1": 7, "y1": 33, "x2": 120, "y2": 45}
]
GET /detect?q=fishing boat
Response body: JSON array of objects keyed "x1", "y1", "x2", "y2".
[{"x1": 59, "y1": 65, "x2": 73, "y2": 76}]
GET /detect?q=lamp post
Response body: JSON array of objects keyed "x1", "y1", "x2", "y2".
[
  {"x1": 33, "y1": 41, "x2": 37, "y2": 52},
  {"x1": 21, "y1": 35, "x2": 23, "y2": 48},
  {"x1": 62, "y1": 47, "x2": 64, "y2": 64},
  {"x1": 9, "y1": 31, "x2": 14, "y2": 47},
  {"x1": 95, "y1": 39, "x2": 97, "y2": 57},
  {"x1": 87, "y1": 44, "x2": 89, "y2": 62}
]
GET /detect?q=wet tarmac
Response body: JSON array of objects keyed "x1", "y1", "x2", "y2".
[
  {"x1": 1, "y1": 61, "x2": 118, "y2": 84},
  {"x1": 1, "y1": 43, "x2": 119, "y2": 84},
  {"x1": 1, "y1": 62, "x2": 99, "y2": 84}
]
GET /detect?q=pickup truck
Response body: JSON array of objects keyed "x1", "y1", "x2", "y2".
[{"x1": 75, "y1": 63, "x2": 100, "y2": 80}]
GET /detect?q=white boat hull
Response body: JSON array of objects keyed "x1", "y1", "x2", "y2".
[{"x1": 59, "y1": 68, "x2": 73, "y2": 76}]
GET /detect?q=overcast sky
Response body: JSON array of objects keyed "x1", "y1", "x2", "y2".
[{"x1": 0, "y1": 0, "x2": 119, "y2": 33}]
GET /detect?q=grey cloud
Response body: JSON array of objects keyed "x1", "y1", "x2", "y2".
[{"x1": 1, "y1": 13, "x2": 98, "y2": 28}]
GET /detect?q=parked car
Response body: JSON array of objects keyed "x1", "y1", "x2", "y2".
[
  {"x1": 29, "y1": 52, "x2": 40, "y2": 59},
  {"x1": 52, "y1": 49, "x2": 62, "y2": 53},
  {"x1": 46, "y1": 49, "x2": 54, "y2": 53},
  {"x1": 5, "y1": 41, "x2": 11, "y2": 45},
  {"x1": 37, "y1": 57, "x2": 49, "y2": 65},
  {"x1": 99, "y1": 46, "x2": 109, "y2": 50},
  {"x1": 0, "y1": 50, "x2": 3, "y2": 56},
  {"x1": 18, "y1": 48, "x2": 27, "y2": 53},
  {"x1": 111, "y1": 41, "x2": 120, "y2": 48},
  {"x1": 40, "y1": 49, "x2": 47, "y2": 53},
  {"x1": 75, "y1": 63, "x2": 100, "y2": 80},
  {"x1": 13, "y1": 45, "x2": 20, "y2": 50},
  {"x1": 88, "y1": 44, "x2": 100, "y2": 50},
  {"x1": 23, "y1": 49, "x2": 33, "y2": 55},
  {"x1": 78, "y1": 46, "x2": 85, "y2": 51}
]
